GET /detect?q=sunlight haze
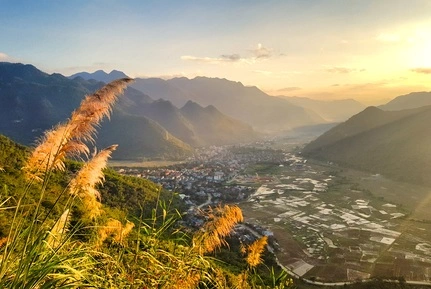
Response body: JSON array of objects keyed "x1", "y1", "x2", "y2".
[{"x1": 1, "y1": 0, "x2": 431, "y2": 104}]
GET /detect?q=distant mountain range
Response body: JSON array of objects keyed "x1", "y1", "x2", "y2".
[
  {"x1": 130, "y1": 77, "x2": 325, "y2": 132},
  {"x1": 69, "y1": 70, "x2": 129, "y2": 83},
  {"x1": 68, "y1": 69, "x2": 373, "y2": 133},
  {"x1": 279, "y1": 96, "x2": 365, "y2": 122},
  {"x1": 0, "y1": 62, "x2": 258, "y2": 159},
  {"x1": 303, "y1": 105, "x2": 431, "y2": 186}
]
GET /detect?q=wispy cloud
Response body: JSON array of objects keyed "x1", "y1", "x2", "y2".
[
  {"x1": 220, "y1": 54, "x2": 241, "y2": 61},
  {"x1": 325, "y1": 66, "x2": 366, "y2": 74},
  {"x1": 250, "y1": 43, "x2": 272, "y2": 59},
  {"x1": 277, "y1": 87, "x2": 301, "y2": 92},
  {"x1": 180, "y1": 55, "x2": 245, "y2": 64},
  {"x1": 410, "y1": 67, "x2": 431, "y2": 74},
  {"x1": 181, "y1": 43, "x2": 274, "y2": 65}
]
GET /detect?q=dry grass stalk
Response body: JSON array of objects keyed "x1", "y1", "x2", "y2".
[
  {"x1": 23, "y1": 78, "x2": 133, "y2": 181},
  {"x1": 245, "y1": 236, "x2": 267, "y2": 267},
  {"x1": 47, "y1": 209, "x2": 70, "y2": 248},
  {"x1": 194, "y1": 205, "x2": 243, "y2": 254},
  {"x1": 69, "y1": 145, "x2": 117, "y2": 219},
  {"x1": 97, "y1": 219, "x2": 135, "y2": 247}
]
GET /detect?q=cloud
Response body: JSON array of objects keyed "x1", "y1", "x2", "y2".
[
  {"x1": 410, "y1": 67, "x2": 431, "y2": 74},
  {"x1": 181, "y1": 43, "x2": 274, "y2": 65},
  {"x1": 250, "y1": 43, "x2": 272, "y2": 59},
  {"x1": 277, "y1": 87, "x2": 301, "y2": 92},
  {"x1": 220, "y1": 54, "x2": 241, "y2": 61},
  {"x1": 325, "y1": 66, "x2": 366, "y2": 74},
  {"x1": 181, "y1": 55, "x2": 246, "y2": 64}
]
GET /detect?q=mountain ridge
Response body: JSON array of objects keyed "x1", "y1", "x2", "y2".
[
  {"x1": 69, "y1": 69, "x2": 129, "y2": 83},
  {"x1": 0, "y1": 62, "x2": 192, "y2": 159},
  {"x1": 303, "y1": 105, "x2": 431, "y2": 186},
  {"x1": 131, "y1": 76, "x2": 326, "y2": 132}
]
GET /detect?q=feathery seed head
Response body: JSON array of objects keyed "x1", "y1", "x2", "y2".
[
  {"x1": 69, "y1": 145, "x2": 117, "y2": 219},
  {"x1": 245, "y1": 236, "x2": 267, "y2": 267},
  {"x1": 193, "y1": 205, "x2": 243, "y2": 253},
  {"x1": 23, "y1": 78, "x2": 133, "y2": 181}
]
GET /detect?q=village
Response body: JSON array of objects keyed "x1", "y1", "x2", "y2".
[{"x1": 114, "y1": 144, "x2": 431, "y2": 283}]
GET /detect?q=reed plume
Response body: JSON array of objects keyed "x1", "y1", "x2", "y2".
[
  {"x1": 69, "y1": 145, "x2": 117, "y2": 219},
  {"x1": 23, "y1": 78, "x2": 133, "y2": 181},
  {"x1": 245, "y1": 236, "x2": 267, "y2": 268},
  {"x1": 47, "y1": 209, "x2": 70, "y2": 248},
  {"x1": 193, "y1": 205, "x2": 243, "y2": 254}
]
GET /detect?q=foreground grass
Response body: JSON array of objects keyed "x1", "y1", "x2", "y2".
[{"x1": 0, "y1": 79, "x2": 292, "y2": 288}]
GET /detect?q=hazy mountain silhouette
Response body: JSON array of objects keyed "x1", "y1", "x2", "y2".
[
  {"x1": 119, "y1": 98, "x2": 258, "y2": 147},
  {"x1": 69, "y1": 70, "x2": 129, "y2": 83},
  {"x1": 303, "y1": 105, "x2": 431, "y2": 186},
  {"x1": 0, "y1": 62, "x2": 260, "y2": 159},
  {"x1": 132, "y1": 76, "x2": 325, "y2": 132},
  {"x1": 379, "y1": 91, "x2": 431, "y2": 111},
  {"x1": 281, "y1": 96, "x2": 365, "y2": 122},
  {"x1": 180, "y1": 100, "x2": 259, "y2": 146}
]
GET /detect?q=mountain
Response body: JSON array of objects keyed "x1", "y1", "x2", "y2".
[
  {"x1": 379, "y1": 91, "x2": 431, "y2": 111},
  {"x1": 180, "y1": 100, "x2": 258, "y2": 146},
  {"x1": 131, "y1": 78, "x2": 192, "y2": 107},
  {"x1": 120, "y1": 98, "x2": 258, "y2": 147},
  {"x1": 69, "y1": 69, "x2": 129, "y2": 83},
  {"x1": 132, "y1": 77, "x2": 325, "y2": 132},
  {"x1": 97, "y1": 110, "x2": 193, "y2": 160},
  {"x1": 0, "y1": 62, "x2": 192, "y2": 159},
  {"x1": 280, "y1": 96, "x2": 366, "y2": 122},
  {"x1": 303, "y1": 105, "x2": 431, "y2": 186}
]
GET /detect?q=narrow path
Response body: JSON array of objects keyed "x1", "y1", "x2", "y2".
[{"x1": 197, "y1": 193, "x2": 212, "y2": 209}]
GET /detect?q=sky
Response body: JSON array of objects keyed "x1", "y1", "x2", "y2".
[{"x1": 1, "y1": 0, "x2": 431, "y2": 105}]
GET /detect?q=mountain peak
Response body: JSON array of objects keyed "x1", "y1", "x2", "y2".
[{"x1": 182, "y1": 100, "x2": 202, "y2": 110}]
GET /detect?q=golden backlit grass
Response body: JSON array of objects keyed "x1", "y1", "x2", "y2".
[{"x1": 23, "y1": 78, "x2": 133, "y2": 181}]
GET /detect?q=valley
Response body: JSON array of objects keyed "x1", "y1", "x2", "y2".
[{"x1": 115, "y1": 140, "x2": 431, "y2": 285}]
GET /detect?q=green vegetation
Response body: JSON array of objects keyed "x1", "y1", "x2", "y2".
[{"x1": 0, "y1": 80, "x2": 292, "y2": 288}]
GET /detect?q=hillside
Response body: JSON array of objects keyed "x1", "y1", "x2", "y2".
[
  {"x1": 303, "y1": 105, "x2": 431, "y2": 186},
  {"x1": 0, "y1": 62, "x2": 193, "y2": 159},
  {"x1": 0, "y1": 133, "x2": 280, "y2": 288},
  {"x1": 380, "y1": 91, "x2": 431, "y2": 111},
  {"x1": 132, "y1": 76, "x2": 325, "y2": 132},
  {"x1": 97, "y1": 110, "x2": 193, "y2": 160}
]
